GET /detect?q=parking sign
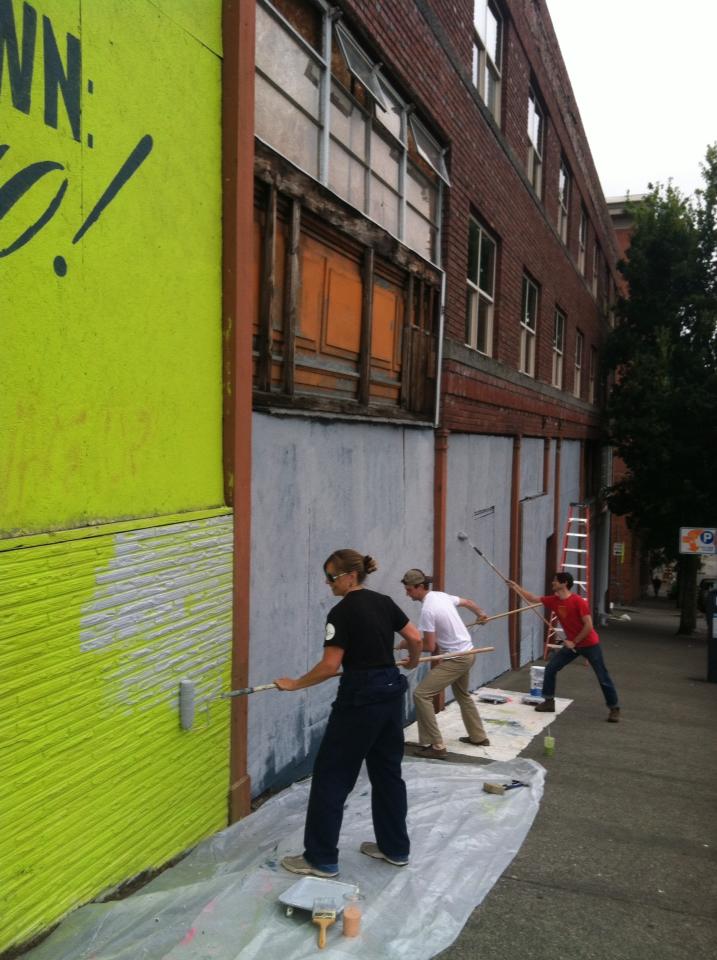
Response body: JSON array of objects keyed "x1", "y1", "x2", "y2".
[{"x1": 679, "y1": 527, "x2": 716, "y2": 555}]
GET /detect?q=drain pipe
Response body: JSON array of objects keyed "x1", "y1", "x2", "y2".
[{"x1": 433, "y1": 267, "x2": 446, "y2": 429}]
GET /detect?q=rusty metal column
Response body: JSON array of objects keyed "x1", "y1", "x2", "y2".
[
  {"x1": 433, "y1": 428, "x2": 449, "y2": 590},
  {"x1": 223, "y1": 0, "x2": 255, "y2": 823},
  {"x1": 431, "y1": 428, "x2": 450, "y2": 714},
  {"x1": 508, "y1": 435, "x2": 522, "y2": 669},
  {"x1": 553, "y1": 437, "x2": 562, "y2": 571}
]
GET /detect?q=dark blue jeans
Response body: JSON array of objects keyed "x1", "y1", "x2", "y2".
[
  {"x1": 542, "y1": 643, "x2": 619, "y2": 708},
  {"x1": 303, "y1": 667, "x2": 409, "y2": 870}
]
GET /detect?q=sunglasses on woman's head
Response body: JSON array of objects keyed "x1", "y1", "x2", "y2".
[{"x1": 325, "y1": 570, "x2": 349, "y2": 583}]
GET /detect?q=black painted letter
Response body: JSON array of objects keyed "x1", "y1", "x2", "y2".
[
  {"x1": 43, "y1": 13, "x2": 81, "y2": 141},
  {"x1": 0, "y1": 0, "x2": 37, "y2": 115}
]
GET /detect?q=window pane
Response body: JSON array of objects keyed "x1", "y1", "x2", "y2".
[
  {"x1": 479, "y1": 232, "x2": 495, "y2": 295},
  {"x1": 528, "y1": 93, "x2": 542, "y2": 153},
  {"x1": 330, "y1": 140, "x2": 366, "y2": 210},
  {"x1": 474, "y1": 0, "x2": 487, "y2": 37},
  {"x1": 485, "y1": 66, "x2": 497, "y2": 115},
  {"x1": 485, "y1": 7, "x2": 500, "y2": 66},
  {"x1": 409, "y1": 117, "x2": 449, "y2": 181},
  {"x1": 406, "y1": 164, "x2": 437, "y2": 222},
  {"x1": 370, "y1": 176, "x2": 399, "y2": 235},
  {"x1": 472, "y1": 43, "x2": 480, "y2": 87},
  {"x1": 523, "y1": 281, "x2": 537, "y2": 330},
  {"x1": 371, "y1": 129, "x2": 400, "y2": 190},
  {"x1": 335, "y1": 23, "x2": 387, "y2": 108},
  {"x1": 554, "y1": 312, "x2": 564, "y2": 351},
  {"x1": 477, "y1": 296, "x2": 492, "y2": 354},
  {"x1": 256, "y1": 5, "x2": 321, "y2": 118},
  {"x1": 330, "y1": 84, "x2": 368, "y2": 159},
  {"x1": 375, "y1": 79, "x2": 403, "y2": 141},
  {"x1": 466, "y1": 287, "x2": 477, "y2": 345},
  {"x1": 468, "y1": 220, "x2": 480, "y2": 285},
  {"x1": 405, "y1": 205, "x2": 435, "y2": 261},
  {"x1": 255, "y1": 73, "x2": 320, "y2": 177},
  {"x1": 553, "y1": 352, "x2": 563, "y2": 389}
]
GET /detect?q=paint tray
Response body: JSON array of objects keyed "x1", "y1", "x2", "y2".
[
  {"x1": 278, "y1": 876, "x2": 358, "y2": 916},
  {"x1": 478, "y1": 693, "x2": 509, "y2": 704}
]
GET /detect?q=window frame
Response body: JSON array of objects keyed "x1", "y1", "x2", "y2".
[
  {"x1": 558, "y1": 159, "x2": 570, "y2": 244},
  {"x1": 472, "y1": 0, "x2": 503, "y2": 122},
  {"x1": 552, "y1": 307, "x2": 565, "y2": 389},
  {"x1": 520, "y1": 274, "x2": 539, "y2": 377},
  {"x1": 465, "y1": 216, "x2": 497, "y2": 356},
  {"x1": 573, "y1": 329, "x2": 584, "y2": 398},
  {"x1": 578, "y1": 206, "x2": 587, "y2": 274},
  {"x1": 588, "y1": 345, "x2": 597, "y2": 403},
  {"x1": 591, "y1": 242, "x2": 599, "y2": 297},
  {"x1": 527, "y1": 86, "x2": 544, "y2": 198}
]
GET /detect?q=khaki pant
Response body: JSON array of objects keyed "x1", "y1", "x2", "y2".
[{"x1": 413, "y1": 654, "x2": 487, "y2": 745}]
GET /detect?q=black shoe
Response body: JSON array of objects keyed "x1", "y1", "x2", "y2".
[
  {"x1": 458, "y1": 736, "x2": 491, "y2": 746},
  {"x1": 535, "y1": 698, "x2": 555, "y2": 713}
]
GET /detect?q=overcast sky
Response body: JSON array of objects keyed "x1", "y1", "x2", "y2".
[{"x1": 545, "y1": 0, "x2": 716, "y2": 201}]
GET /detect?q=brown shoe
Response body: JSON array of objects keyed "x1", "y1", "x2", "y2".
[
  {"x1": 607, "y1": 707, "x2": 620, "y2": 723},
  {"x1": 417, "y1": 744, "x2": 447, "y2": 760},
  {"x1": 535, "y1": 698, "x2": 555, "y2": 713},
  {"x1": 459, "y1": 736, "x2": 491, "y2": 746}
]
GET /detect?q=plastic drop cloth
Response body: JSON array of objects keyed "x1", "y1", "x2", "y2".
[{"x1": 25, "y1": 757, "x2": 544, "y2": 960}]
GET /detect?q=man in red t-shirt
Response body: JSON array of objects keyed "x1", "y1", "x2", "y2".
[{"x1": 508, "y1": 571, "x2": 620, "y2": 722}]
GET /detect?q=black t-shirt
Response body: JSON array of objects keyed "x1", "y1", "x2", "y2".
[{"x1": 324, "y1": 588, "x2": 409, "y2": 670}]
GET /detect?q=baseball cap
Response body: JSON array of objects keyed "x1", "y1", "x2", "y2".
[{"x1": 401, "y1": 568, "x2": 432, "y2": 586}]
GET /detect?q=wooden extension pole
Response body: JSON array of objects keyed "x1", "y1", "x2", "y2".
[
  {"x1": 466, "y1": 603, "x2": 542, "y2": 627},
  {"x1": 221, "y1": 647, "x2": 495, "y2": 698}
]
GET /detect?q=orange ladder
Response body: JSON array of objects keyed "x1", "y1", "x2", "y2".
[{"x1": 544, "y1": 502, "x2": 591, "y2": 658}]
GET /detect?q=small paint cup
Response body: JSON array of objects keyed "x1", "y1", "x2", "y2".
[
  {"x1": 543, "y1": 734, "x2": 555, "y2": 757},
  {"x1": 342, "y1": 892, "x2": 365, "y2": 937}
]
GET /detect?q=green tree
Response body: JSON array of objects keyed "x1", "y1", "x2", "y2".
[{"x1": 604, "y1": 145, "x2": 717, "y2": 633}]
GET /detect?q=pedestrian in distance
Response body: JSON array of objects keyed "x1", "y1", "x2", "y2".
[
  {"x1": 401, "y1": 568, "x2": 490, "y2": 759},
  {"x1": 651, "y1": 573, "x2": 662, "y2": 597},
  {"x1": 507, "y1": 571, "x2": 620, "y2": 722},
  {"x1": 274, "y1": 550, "x2": 422, "y2": 879}
]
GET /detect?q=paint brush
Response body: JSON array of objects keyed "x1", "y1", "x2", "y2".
[
  {"x1": 483, "y1": 780, "x2": 528, "y2": 795},
  {"x1": 312, "y1": 898, "x2": 337, "y2": 949}
]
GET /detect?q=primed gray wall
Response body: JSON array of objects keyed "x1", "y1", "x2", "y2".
[
  {"x1": 445, "y1": 434, "x2": 514, "y2": 688},
  {"x1": 519, "y1": 438, "x2": 553, "y2": 663},
  {"x1": 248, "y1": 412, "x2": 434, "y2": 796},
  {"x1": 558, "y1": 440, "x2": 582, "y2": 547}
]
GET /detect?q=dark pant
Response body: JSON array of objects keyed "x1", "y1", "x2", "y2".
[
  {"x1": 303, "y1": 667, "x2": 409, "y2": 868},
  {"x1": 542, "y1": 643, "x2": 619, "y2": 708}
]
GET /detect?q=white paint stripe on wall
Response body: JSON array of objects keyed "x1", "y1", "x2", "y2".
[{"x1": 79, "y1": 515, "x2": 233, "y2": 710}]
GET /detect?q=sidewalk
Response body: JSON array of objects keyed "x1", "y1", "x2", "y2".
[{"x1": 436, "y1": 598, "x2": 717, "y2": 960}]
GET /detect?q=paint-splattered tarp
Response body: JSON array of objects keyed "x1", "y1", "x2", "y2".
[
  {"x1": 25, "y1": 758, "x2": 544, "y2": 960},
  {"x1": 404, "y1": 688, "x2": 572, "y2": 761}
]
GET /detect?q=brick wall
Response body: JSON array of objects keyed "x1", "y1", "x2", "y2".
[{"x1": 337, "y1": 0, "x2": 619, "y2": 440}]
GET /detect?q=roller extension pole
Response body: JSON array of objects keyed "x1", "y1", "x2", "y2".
[
  {"x1": 221, "y1": 645, "x2": 496, "y2": 698},
  {"x1": 466, "y1": 603, "x2": 542, "y2": 627},
  {"x1": 411, "y1": 645, "x2": 494, "y2": 665},
  {"x1": 221, "y1": 682, "x2": 278, "y2": 698},
  {"x1": 457, "y1": 531, "x2": 551, "y2": 629}
]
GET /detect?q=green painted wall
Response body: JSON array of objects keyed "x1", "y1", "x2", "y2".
[
  {"x1": 0, "y1": 0, "x2": 224, "y2": 536},
  {"x1": 1, "y1": 0, "x2": 230, "y2": 951},
  {"x1": 0, "y1": 513, "x2": 233, "y2": 950}
]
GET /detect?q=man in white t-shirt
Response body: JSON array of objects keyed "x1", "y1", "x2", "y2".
[{"x1": 401, "y1": 568, "x2": 490, "y2": 759}]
